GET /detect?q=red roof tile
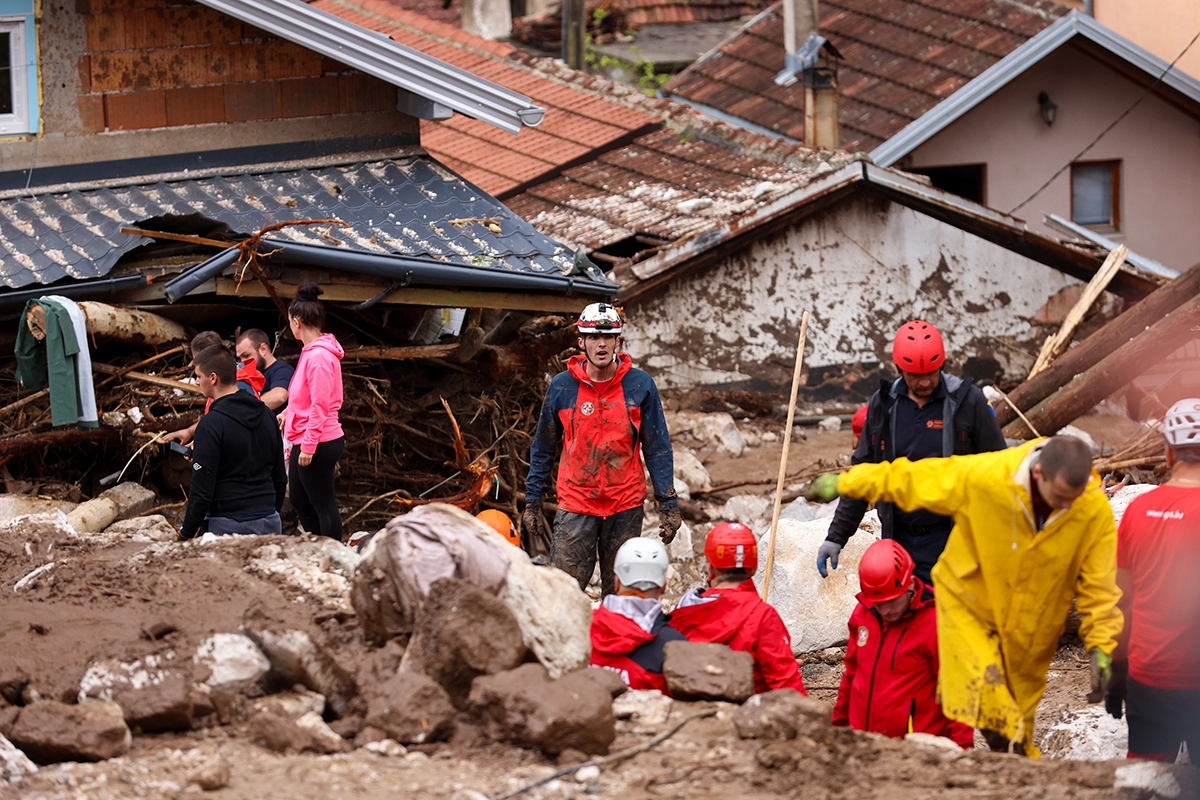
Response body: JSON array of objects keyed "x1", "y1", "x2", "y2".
[{"x1": 665, "y1": 0, "x2": 1069, "y2": 151}]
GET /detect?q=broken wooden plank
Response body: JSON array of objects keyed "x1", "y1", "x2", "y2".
[
  {"x1": 91, "y1": 363, "x2": 204, "y2": 395},
  {"x1": 342, "y1": 344, "x2": 459, "y2": 361},
  {"x1": 995, "y1": 260, "x2": 1200, "y2": 428},
  {"x1": 0, "y1": 389, "x2": 49, "y2": 418},
  {"x1": 1028, "y1": 244, "x2": 1128, "y2": 378},
  {"x1": 0, "y1": 426, "x2": 120, "y2": 457}
]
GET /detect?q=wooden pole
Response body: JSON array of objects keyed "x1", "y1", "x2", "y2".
[
  {"x1": 762, "y1": 311, "x2": 809, "y2": 601},
  {"x1": 1028, "y1": 244, "x2": 1127, "y2": 378},
  {"x1": 26, "y1": 301, "x2": 186, "y2": 346}
]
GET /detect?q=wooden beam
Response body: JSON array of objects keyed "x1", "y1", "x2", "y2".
[
  {"x1": 91, "y1": 363, "x2": 204, "y2": 394},
  {"x1": 343, "y1": 344, "x2": 459, "y2": 361},
  {"x1": 213, "y1": 278, "x2": 590, "y2": 313}
]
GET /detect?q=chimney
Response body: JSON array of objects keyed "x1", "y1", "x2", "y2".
[
  {"x1": 783, "y1": 0, "x2": 819, "y2": 58},
  {"x1": 803, "y1": 52, "x2": 839, "y2": 150}
]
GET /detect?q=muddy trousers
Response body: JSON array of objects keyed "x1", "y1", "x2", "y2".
[
  {"x1": 551, "y1": 506, "x2": 644, "y2": 597},
  {"x1": 289, "y1": 437, "x2": 344, "y2": 541}
]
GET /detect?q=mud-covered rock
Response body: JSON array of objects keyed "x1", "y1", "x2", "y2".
[
  {"x1": 673, "y1": 447, "x2": 712, "y2": 493},
  {"x1": 187, "y1": 755, "x2": 230, "y2": 791},
  {"x1": 8, "y1": 700, "x2": 131, "y2": 763},
  {"x1": 0, "y1": 732, "x2": 37, "y2": 783},
  {"x1": 415, "y1": 578, "x2": 527, "y2": 705},
  {"x1": 612, "y1": 690, "x2": 672, "y2": 725},
  {"x1": 0, "y1": 665, "x2": 28, "y2": 706},
  {"x1": 296, "y1": 711, "x2": 346, "y2": 753},
  {"x1": 733, "y1": 689, "x2": 829, "y2": 739},
  {"x1": 251, "y1": 689, "x2": 326, "y2": 720},
  {"x1": 195, "y1": 633, "x2": 270, "y2": 692},
  {"x1": 78, "y1": 655, "x2": 193, "y2": 732},
  {"x1": 363, "y1": 671, "x2": 455, "y2": 745},
  {"x1": 247, "y1": 711, "x2": 313, "y2": 754},
  {"x1": 663, "y1": 641, "x2": 755, "y2": 702},
  {"x1": 501, "y1": 548, "x2": 592, "y2": 679},
  {"x1": 245, "y1": 628, "x2": 356, "y2": 718},
  {"x1": 468, "y1": 663, "x2": 616, "y2": 756}
]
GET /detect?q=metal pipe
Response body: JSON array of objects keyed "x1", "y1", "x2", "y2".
[
  {"x1": 1084, "y1": 0, "x2": 1093, "y2": 16},
  {"x1": 164, "y1": 240, "x2": 619, "y2": 304},
  {"x1": 0, "y1": 273, "x2": 150, "y2": 309}
]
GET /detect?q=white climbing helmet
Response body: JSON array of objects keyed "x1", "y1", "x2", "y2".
[
  {"x1": 613, "y1": 537, "x2": 669, "y2": 590},
  {"x1": 577, "y1": 302, "x2": 623, "y2": 335},
  {"x1": 1164, "y1": 398, "x2": 1200, "y2": 447}
]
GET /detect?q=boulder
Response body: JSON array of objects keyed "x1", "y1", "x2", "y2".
[
  {"x1": 8, "y1": 700, "x2": 131, "y2": 763},
  {"x1": 468, "y1": 663, "x2": 616, "y2": 756},
  {"x1": 244, "y1": 628, "x2": 356, "y2": 718},
  {"x1": 415, "y1": 578, "x2": 527, "y2": 705},
  {"x1": 662, "y1": 642, "x2": 754, "y2": 702},
  {"x1": 295, "y1": 711, "x2": 345, "y2": 753},
  {"x1": 689, "y1": 413, "x2": 746, "y2": 458},
  {"x1": 78, "y1": 654, "x2": 193, "y2": 732},
  {"x1": 1109, "y1": 484, "x2": 1159, "y2": 524},
  {"x1": 721, "y1": 495, "x2": 772, "y2": 537},
  {"x1": 779, "y1": 497, "x2": 837, "y2": 524},
  {"x1": 247, "y1": 711, "x2": 317, "y2": 754},
  {"x1": 0, "y1": 733, "x2": 37, "y2": 783},
  {"x1": 732, "y1": 690, "x2": 829, "y2": 740},
  {"x1": 195, "y1": 634, "x2": 270, "y2": 692},
  {"x1": 500, "y1": 544, "x2": 592, "y2": 679},
  {"x1": 187, "y1": 756, "x2": 230, "y2": 791},
  {"x1": 363, "y1": 671, "x2": 456, "y2": 745},
  {"x1": 754, "y1": 512, "x2": 881, "y2": 653},
  {"x1": 673, "y1": 448, "x2": 712, "y2": 493}
]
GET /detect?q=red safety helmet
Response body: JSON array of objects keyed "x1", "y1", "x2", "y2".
[
  {"x1": 858, "y1": 540, "x2": 915, "y2": 605},
  {"x1": 850, "y1": 404, "x2": 868, "y2": 442},
  {"x1": 892, "y1": 320, "x2": 945, "y2": 373},
  {"x1": 704, "y1": 521, "x2": 758, "y2": 571}
]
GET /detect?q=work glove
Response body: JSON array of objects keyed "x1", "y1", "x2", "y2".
[
  {"x1": 659, "y1": 506, "x2": 682, "y2": 544},
  {"x1": 1087, "y1": 649, "x2": 1113, "y2": 703},
  {"x1": 805, "y1": 473, "x2": 841, "y2": 504},
  {"x1": 816, "y1": 540, "x2": 842, "y2": 578},
  {"x1": 522, "y1": 499, "x2": 553, "y2": 546},
  {"x1": 1105, "y1": 659, "x2": 1128, "y2": 720}
]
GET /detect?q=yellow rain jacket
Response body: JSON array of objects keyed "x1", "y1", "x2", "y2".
[{"x1": 837, "y1": 439, "x2": 1121, "y2": 756}]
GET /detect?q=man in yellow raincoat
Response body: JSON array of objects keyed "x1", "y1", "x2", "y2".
[{"x1": 807, "y1": 435, "x2": 1121, "y2": 756}]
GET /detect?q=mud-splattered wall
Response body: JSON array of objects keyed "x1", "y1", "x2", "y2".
[{"x1": 623, "y1": 193, "x2": 1082, "y2": 390}]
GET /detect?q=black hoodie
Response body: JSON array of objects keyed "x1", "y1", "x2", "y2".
[{"x1": 179, "y1": 390, "x2": 287, "y2": 539}]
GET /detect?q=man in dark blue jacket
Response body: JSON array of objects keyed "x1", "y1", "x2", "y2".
[
  {"x1": 525, "y1": 304, "x2": 679, "y2": 596},
  {"x1": 817, "y1": 320, "x2": 1006, "y2": 583}
]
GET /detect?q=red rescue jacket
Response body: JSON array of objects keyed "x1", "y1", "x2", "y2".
[
  {"x1": 832, "y1": 579, "x2": 973, "y2": 748},
  {"x1": 670, "y1": 580, "x2": 807, "y2": 695},
  {"x1": 590, "y1": 596, "x2": 686, "y2": 693},
  {"x1": 204, "y1": 358, "x2": 265, "y2": 414}
]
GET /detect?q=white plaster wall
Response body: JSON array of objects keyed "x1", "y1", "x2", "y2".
[{"x1": 624, "y1": 193, "x2": 1080, "y2": 389}]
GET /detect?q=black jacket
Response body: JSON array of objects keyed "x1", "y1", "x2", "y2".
[
  {"x1": 825, "y1": 373, "x2": 1006, "y2": 546},
  {"x1": 179, "y1": 390, "x2": 287, "y2": 539}
]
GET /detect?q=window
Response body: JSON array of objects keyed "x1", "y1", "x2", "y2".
[
  {"x1": 0, "y1": 18, "x2": 29, "y2": 136},
  {"x1": 1071, "y1": 160, "x2": 1120, "y2": 230},
  {"x1": 909, "y1": 164, "x2": 987, "y2": 204}
]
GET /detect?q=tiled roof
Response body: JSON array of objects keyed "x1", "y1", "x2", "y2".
[
  {"x1": 664, "y1": 0, "x2": 1069, "y2": 151},
  {"x1": 0, "y1": 154, "x2": 596, "y2": 290},
  {"x1": 504, "y1": 105, "x2": 854, "y2": 262},
  {"x1": 315, "y1": 0, "x2": 662, "y2": 196}
]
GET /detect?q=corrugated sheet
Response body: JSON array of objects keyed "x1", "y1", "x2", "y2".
[
  {"x1": 0, "y1": 155, "x2": 595, "y2": 290},
  {"x1": 665, "y1": 0, "x2": 1068, "y2": 151}
]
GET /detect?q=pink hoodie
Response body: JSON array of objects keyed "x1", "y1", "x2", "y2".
[{"x1": 284, "y1": 333, "x2": 345, "y2": 454}]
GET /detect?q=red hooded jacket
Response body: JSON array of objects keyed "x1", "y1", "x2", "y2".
[
  {"x1": 669, "y1": 580, "x2": 807, "y2": 695},
  {"x1": 832, "y1": 579, "x2": 973, "y2": 748},
  {"x1": 590, "y1": 595, "x2": 686, "y2": 693}
]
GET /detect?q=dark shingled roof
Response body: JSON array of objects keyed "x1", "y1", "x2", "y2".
[{"x1": 0, "y1": 154, "x2": 602, "y2": 290}]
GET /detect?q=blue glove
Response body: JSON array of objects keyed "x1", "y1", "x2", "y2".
[{"x1": 817, "y1": 540, "x2": 842, "y2": 578}]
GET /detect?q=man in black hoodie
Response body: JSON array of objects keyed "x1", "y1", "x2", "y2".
[{"x1": 178, "y1": 345, "x2": 287, "y2": 539}]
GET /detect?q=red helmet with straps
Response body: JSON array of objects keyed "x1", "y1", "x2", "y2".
[
  {"x1": 858, "y1": 539, "x2": 915, "y2": 605},
  {"x1": 704, "y1": 521, "x2": 758, "y2": 571},
  {"x1": 892, "y1": 320, "x2": 945, "y2": 373}
]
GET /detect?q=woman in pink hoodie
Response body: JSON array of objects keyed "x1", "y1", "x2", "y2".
[{"x1": 283, "y1": 284, "x2": 345, "y2": 540}]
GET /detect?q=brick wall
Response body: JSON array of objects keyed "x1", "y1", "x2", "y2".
[{"x1": 75, "y1": 0, "x2": 399, "y2": 132}]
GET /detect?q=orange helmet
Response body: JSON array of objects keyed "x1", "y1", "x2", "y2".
[
  {"x1": 476, "y1": 509, "x2": 520, "y2": 547},
  {"x1": 892, "y1": 320, "x2": 945, "y2": 373},
  {"x1": 704, "y1": 521, "x2": 758, "y2": 571},
  {"x1": 858, "y1": 540, "x2": 915, "y2": 605}
]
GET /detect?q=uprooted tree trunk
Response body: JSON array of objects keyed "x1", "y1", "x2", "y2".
[
  {"x1": 1003, "y1": 291, "x2": 1200, "y2": 439},
  {"x1": 26, "y1": 302, "x2": 187, "y2": 346},
  {"x1": 996, "y1": 261, "x2": 1200, "y2": 429}
]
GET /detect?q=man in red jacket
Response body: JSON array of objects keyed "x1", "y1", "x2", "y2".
[
  {"x1": 833, "y1": 539, "x2": 973, "y2": 747},
  {"x1": 590, "y1": 537, "x2": 686, "y2": 692},
  {"x1": 670, "y1": 522, "x2": 806, "y2": 695}
]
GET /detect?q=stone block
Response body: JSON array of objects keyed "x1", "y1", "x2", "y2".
[
  {"x1": 8, "y1": 700, "x2": 131, "y2": 763},
  {"x1": 662, "y1": 641, "x2": 754, "y2": 702}
]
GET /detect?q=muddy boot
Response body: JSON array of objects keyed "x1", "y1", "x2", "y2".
[{"x1": 981, "y1": 729, "x2": 1025, "y2": 755}]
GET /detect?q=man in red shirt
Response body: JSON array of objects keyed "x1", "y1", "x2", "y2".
[
  {"x1": 833, "y1": 539, "x2": 973, "y2": 747},
  {"x1": 590, "y1": 537, "x2": 686, "y2": 692},
  {"x1": 670, "y1": 522, "x2": 806, "y2": 694},
  {"x1": 1107, "y1": 399, "x2": 1200, "y2": 761}
]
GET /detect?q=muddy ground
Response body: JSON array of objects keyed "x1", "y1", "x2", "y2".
[{"x1": 0, "y1": 405, "x2": 1194, "y2": 799}]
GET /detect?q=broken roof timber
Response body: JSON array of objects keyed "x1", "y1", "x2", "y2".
[
  {"x1": 619, "y1": 161, "x2": 1158, "y2": 303},
  {"x1": 193, "y1": 0, "x2": 546, "y2": 134}
]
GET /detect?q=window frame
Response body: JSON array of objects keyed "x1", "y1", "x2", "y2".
[
  {"x1": 1070, "y1": 160, "x2": 1121, "y2": 232},
  {"x1": 0, "y1": 16, "x2": 30, "y2": 136}
]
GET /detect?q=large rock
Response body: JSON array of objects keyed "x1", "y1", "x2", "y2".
[
  {"x1": 251, "y1": 689, "x2": 326, "y2": 720},
  {"x1": 733, "y1": 690, "x2": 830, "y2": 740},
  {"x1": 673, "y1": 447, "x2": 712, "y2": 493},
  {"x1": 0, "y1": 733, "x2": 37, "y2": 783},
  {"x1": 195, "y1": 634, "x2": 270, "y2": 692},
  {"x1": 779, "y1": 497, "x2": 838, "y2": 523},
  {"x1": 414, "y1": 578, "x2": 527, "y2": 705},
  {"x1": 363, "y1": 671, "x2": 455, "y2": 745},
  {"x1": 245, "y1": 628, "x2": 356, "y2": 718},
  {"x1": 754, "y1": 512, "x2": 881, "y2": 653},
  {"x1": 722, "y1": 495, "x2": 772, "y2": 537},
  {"x1": 8, "y1": 700, "x2": 131, "y2": 763},
  {"x1": 246, "y1": 710, "x2": 340, "y2": 754},
  {"x1": 468, "y1": 663, "x2": 616, "y2": 756},
  {"x1": 662, "y1": 642, "x2": 754, "y2": 702},
  {"x1": 78, "y1": 654, "x2": 193, "y2": 732},
  {"x1": 689, "y1": 413, "x2": 746, "y2": 458},
  {"x1": 500, "y1": 542, "x2": 592, "y2": 679},
  {"x1": 1109, "y1": 484, "x2": 1158, "y2": 524}
]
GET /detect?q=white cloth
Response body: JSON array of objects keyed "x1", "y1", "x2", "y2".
[{"x1": 43, "y1": 296, "x2": 98, "y2": 427}]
